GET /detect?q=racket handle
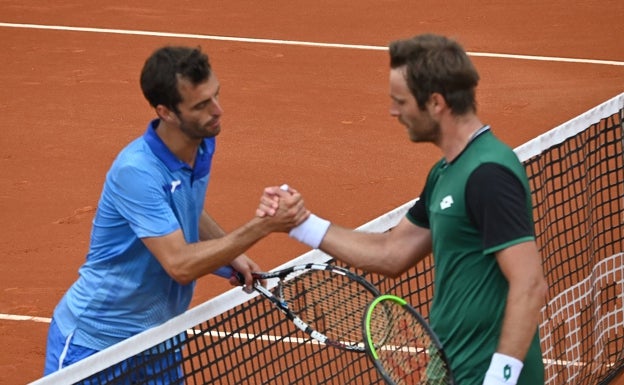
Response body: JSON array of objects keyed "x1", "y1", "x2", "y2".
[
  {"x1": 213, "y1": 265, "x2": 246, "y2": 284},
  {"x1": 214, "y1": 265, "x2": 235, "y2": 279}
]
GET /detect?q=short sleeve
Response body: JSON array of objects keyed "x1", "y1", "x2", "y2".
[
  {"x1": 406, "y1": 186, "x2": 429, "y2": 229},
  {"x1": 110, "y1": 164, "x2": 180, "y2": 238},
  {"x1": 466, "y1": 163, "x2": 534, "y2": 253}
]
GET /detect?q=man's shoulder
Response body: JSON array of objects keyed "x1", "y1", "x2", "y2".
[
  {"x1": 112, "y1": 137, "x2": 156, "y2": 169},
  {"x1": 105, "y1": 137, "x2": 165, "y2": 189}
]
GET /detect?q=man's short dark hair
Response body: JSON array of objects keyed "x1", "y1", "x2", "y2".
[
  {"x1": 389, "y1": 34, "x2": 480, "y2": 114},
  {"x1": 140, "y1": 46, "x2": 212, "y2": 112}
]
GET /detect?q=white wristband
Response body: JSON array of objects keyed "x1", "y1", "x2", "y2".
[
  {"x1": 289, "y1": 214, "x2": 330, "y2": 249},
  {"x1": 483, "y1": 353, "x2": 523, "y2": 385}
]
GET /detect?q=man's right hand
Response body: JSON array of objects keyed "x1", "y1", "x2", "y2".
[{"x1": 257, "y1": 185, "x2": 310, "y2": 232}]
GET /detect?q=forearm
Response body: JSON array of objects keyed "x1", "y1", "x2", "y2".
[
  {"x1": 495, "y1": 242, "x2": 547, "y2": 359},
  {"x1": 317, "y1": 219, "x2": 431, "y2": 278},
  {"x1": 261, "y1": 187, "x2": 431, "y2": 277},
  {"x1": 146, "y1": 187, "x2": 308, "y2": 285},
  {"x1": 148, "y1": 216, "x2": 272, "y2": 285},
  {"x1": 178, "y1": 218, "x2": 268, "y2": 282},
  {"x1": 320, "y1": 225, "x2": 396, "y2": 274},
  {"x1": 483, "y1": 287, "x2": 544, "y2": 385},
  {"x1": 497, "y1": 283, "x2": 544, "y2": 358},
  {"x1": 484, "y1": 243, "x2": 547, "y2": 385}
]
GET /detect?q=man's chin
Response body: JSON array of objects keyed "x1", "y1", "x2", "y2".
[{"x1": 205, "y1": 125, "x2": 221, "y2": 137}]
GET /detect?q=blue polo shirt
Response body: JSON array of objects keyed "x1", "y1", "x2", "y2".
[{"x1": 52, "y1": 119, "x2": 216, "y2": 350}]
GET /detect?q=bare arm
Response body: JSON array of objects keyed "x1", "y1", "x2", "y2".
[
  {"x1": 319, "y1": 216, "x2": 433, "y2": 278},
  {"x1": 495, "y1": 241, "x2": 547, "y2": 359},
  {"x1": 197, "y1": 211, "x2": 261, "y2": 285},
  {"x1": 257, "y1": 185, "x2": 432, "y2": 277},
  {"x1": 142, "y1": 189, "x2": 308, "y2": 286}
]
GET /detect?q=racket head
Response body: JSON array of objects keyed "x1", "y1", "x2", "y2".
[
  {"x1": 254, "y1": 263, "x2": 382, "y2": 352},
  {"x1": 363, "y1": 294, "x2": 455, "y2": 385}
]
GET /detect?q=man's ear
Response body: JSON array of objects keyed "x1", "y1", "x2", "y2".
[
  {"x1": 427, "y1": 92, "x2": 447, "y2": 117},
  {"x1": 155, "y1": 105, "x2": 178, "y2": 123}
]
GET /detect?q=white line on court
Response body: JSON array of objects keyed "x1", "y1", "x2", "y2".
[
  {"x1": 1, "y1": 22, "x2": 624, "y2": 67},
  {"x1": 0, "y1": 313, "x2": 51, "y2": 323}
]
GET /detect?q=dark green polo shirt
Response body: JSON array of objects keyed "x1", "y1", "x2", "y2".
[{"x1": 407, "y1": 127, "x2": 544, "y2": 385}]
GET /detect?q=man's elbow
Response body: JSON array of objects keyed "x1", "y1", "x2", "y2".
[
  {"x1": 165, "y1": 264, "x2": 195, "y2": 286},
  {"x1": 530, "y1": 275, "x2": 549, "y2": 307}
]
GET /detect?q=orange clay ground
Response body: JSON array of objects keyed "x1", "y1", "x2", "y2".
[{"x1": 1, "y1": 1, "x2": 623, "y2": 383}]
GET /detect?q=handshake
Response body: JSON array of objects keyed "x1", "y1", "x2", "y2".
[{"x1": 256, "y1": 184, "x2": 330, "y2": 249}]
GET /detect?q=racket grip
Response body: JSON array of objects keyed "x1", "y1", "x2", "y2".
[
  {"x1": 213, "y1": 265, "x2": 245, "y2": 284},
  {"x1": 214, "y1": 266, "x2": 235, "y2": 279}
]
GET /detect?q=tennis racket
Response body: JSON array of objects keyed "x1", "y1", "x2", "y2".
[
  {"x1": 363, "y1": 294, "x2": 455, "y2": 385},
  {"x1": 215, "y1": 263, "x2": 381, "y2": 352}
]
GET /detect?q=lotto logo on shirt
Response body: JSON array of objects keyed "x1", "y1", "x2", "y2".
[{"x1": 439, "y1": 195, "x2": 454, "y2": 210}]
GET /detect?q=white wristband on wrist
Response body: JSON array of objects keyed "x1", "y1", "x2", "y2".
[
  {"x1": 288, "y1": 214, "x2": 330, "y2": 249},
  {"x1": 483, "y1": 353, "x2": 523, "y2": 385}
]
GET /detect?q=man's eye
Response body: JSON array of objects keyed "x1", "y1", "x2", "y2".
[{"x1": 195, "y1": 101, "x2": 209, "y2": 110}]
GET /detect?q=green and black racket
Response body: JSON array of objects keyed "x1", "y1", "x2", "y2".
[{"x1": 363, "y1": 294, "x2": 455, "y2": 384}]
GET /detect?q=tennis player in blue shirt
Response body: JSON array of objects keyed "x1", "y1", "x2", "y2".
[{"x1": 43, "y1": 46, "x2": 308, "y2": 381}]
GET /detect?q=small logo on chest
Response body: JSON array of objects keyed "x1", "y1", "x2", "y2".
[
  {"x1": 440, "y1": 195, "x2": 454, "y2": 210},
  {"x1": 170, "y1": 180, "x2": 182, "y2": 193}
]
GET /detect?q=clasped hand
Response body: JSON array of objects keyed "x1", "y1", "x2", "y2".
[{"x1": 256, "y1": 185, "x2": 310, "y2": 231}]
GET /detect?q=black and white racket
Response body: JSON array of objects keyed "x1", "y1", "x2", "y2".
[
  {"x1": 363, "y1": 294, "x2": 455, "y2": 384},
  {"x1": 215, "y1": 263, "x2": 381, "y2": 352}
]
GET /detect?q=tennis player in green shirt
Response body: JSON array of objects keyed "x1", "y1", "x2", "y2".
[{"x1": 259, "y1": 33, "x2": 548, "y2": 385}]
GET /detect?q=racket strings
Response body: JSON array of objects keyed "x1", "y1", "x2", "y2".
[
  {"x1": 370, "y1": 303, "x2": 450, "y2": 385},
  {"x1": 280, "y1": 270, "x2": 376, "y2": 348}
]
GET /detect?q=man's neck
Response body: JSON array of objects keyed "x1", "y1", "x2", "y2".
[
  {"x1": 438, "y1": 113, "x2": 484, "y2": 163},
  {"x1": 155, "y1": 119, "x2": 200, "y2": 167}
]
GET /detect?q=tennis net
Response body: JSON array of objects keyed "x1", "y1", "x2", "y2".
[{"x1": 31, "y1": 92, "x2": 623, "y2": 385}]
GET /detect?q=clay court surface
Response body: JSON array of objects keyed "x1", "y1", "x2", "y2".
[{"x1": 1, "y1": 1, "x2": 623, "y2": 384}]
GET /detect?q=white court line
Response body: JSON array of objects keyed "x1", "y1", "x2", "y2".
[
  {"x1": 0, "y1": 313, "x2": 51, "y2": 323},
  {"x1": 2, "y1": 312, "x2": 617, "y2": 370},
  {"x1": 1, "y1": 22, "x2": 624, "y2": 66}
]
